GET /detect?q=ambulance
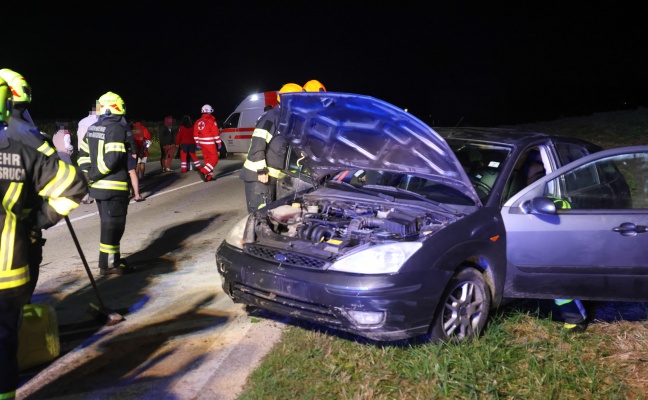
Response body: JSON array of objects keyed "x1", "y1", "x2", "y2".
[{"x1": 219, "y1": 91, "x2": 278, "y2": 158}]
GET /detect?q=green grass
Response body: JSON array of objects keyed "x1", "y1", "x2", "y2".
[
  {"x1": 241, "y1": 307, "x2": 648, "y2": 399},
  {"x1": 238, "y1": 107, "x2": 648, "y2": 400}
]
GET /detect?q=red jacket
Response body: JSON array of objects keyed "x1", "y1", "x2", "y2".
[
  {"x1": 176, "y1": 125, "x2": 196, "y2": 145},
  {"x1": 193, "y1": 114, "x2": 221, "y2": 147},
  {"x1": 132, "y1": 122, "x2": 152, "y2": 157}
]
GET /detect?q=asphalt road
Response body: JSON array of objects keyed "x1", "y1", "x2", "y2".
[{"x1": 17, "y1": 155, "x2": 284, "y2": 400}]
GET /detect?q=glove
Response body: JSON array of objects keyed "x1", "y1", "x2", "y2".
[{"x1": 145, "y1": 140, "x2": 151, "y2": 149}]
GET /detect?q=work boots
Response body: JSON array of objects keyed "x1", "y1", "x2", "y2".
[{"x1": 100, "y1": 260, "x2": 135, "y2": 276}]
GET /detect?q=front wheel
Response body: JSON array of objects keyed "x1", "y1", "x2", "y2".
[{"x1": 429, "y1": 267, "x2": 491, "y2": 343}]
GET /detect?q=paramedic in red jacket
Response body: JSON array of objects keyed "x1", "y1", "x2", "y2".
[{"x1": 193, "y1": 104, "x2": 221, "y2": 182}]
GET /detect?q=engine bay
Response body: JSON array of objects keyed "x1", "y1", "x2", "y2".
[{"x1": 252, "y1": 194, "x2": 456, "y2": 256}]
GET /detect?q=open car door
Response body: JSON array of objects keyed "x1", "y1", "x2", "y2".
[{"x1": 502, "y1": 146, "x2": 648, "y2": 301}]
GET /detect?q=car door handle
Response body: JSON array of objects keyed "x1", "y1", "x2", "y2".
[{"x1": 612, "y1": 222, "x2": 648, "y2": 236}]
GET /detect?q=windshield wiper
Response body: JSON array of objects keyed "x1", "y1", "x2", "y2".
[
  {"x1": 363, "y1": 185, "x2": 464, "y2": 216},
  {"x1": 325, "y1": 180, "x2": 395, "y2": 201}
]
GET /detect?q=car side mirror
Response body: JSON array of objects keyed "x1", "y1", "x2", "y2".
[{"x1": 520, "y1": 197, "x2": 556, "y2": 215}]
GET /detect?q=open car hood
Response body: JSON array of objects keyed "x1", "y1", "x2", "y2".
[{"x1": 278, "y1": 92, "x2": 480, "y2": 205}]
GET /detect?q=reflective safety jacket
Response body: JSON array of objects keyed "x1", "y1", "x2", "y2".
[
  {"x1": 77, "y1": 114, "x2": 129, "y2": 200},
  {"x1": 0, "y1": 127, "x2": 87, "y2": 291},
  {"x1": 193, "y1": 113, "x2": 222, "y2": 148},
  {"x1": 240, "y1": 106, "x2": 286, "y2": 182}
]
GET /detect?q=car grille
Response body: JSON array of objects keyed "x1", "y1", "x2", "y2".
[
  {"x1": 244, "y1": 244, "x2": 329, "y2": 270},
  {"x1": 232, "y1": 283, "x2": 342, "y2": 326}
]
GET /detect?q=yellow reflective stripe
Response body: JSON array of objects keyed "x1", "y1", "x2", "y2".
[
  {"x1": 0, "y1": 265, "x2": 29, "y2": 290},
  {"x1": 37, "y1": 142, "x2": 55, "y2": 156},
  {"x1": 80, "y1": 141, "x2": 89, "y2": 153},
  {"x1": 100, "y1": 243, "x2": 119, "y2": 254},
  {"x1": 1, "y1": 182, "x2": 22, "y2": 272},
  {"x1": 47, "y1": 197, "x2": 79, "y2": 216},
  {"x1": 257, "y1": 203, "x2": 266, "y2": 209},
  {"x1": 77, "y1": 156, "x2": 90, "y2": 167},
  {"x1": 97, "y1": 139, "x2": 109, "y2": 174},
  {"x1": 267, "y1": 167, "x2": 285, "y2": 179},
  {"x1": 39, "y1": 160, "x2": 76, "y2": 199},
  {"x1": 244, "y1": 159, "x2": 267, "y2": 172},
  {"x1": 105, "y1": 142, "x2": 126, "y2": 152},
  {"x1": 252, "y1": 128, "x2": 272, "y2": 143},
  {"x1": 89, "y1": 180, "x2": 129, "y2": 191},
  {"x1": 0, "y1": 389, "x2": 16, "y2": 399}
]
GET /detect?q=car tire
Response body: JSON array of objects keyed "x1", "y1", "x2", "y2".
[
  {"x1": 219, "y1": 144, "x2": 229, "y2": 159},
  {"x1": 429, "y1": 267, "x2": 491, "y2": 343}
]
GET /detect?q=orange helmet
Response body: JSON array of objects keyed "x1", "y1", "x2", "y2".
[
  {"x1": 277, "y1": 83, "x2": 303, "y2": 103},
  {"x1": 303, "y1": 80, "x2": 326, "y2": 93}
]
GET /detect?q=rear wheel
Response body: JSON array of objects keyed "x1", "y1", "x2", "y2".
[{"x1": 430, "y1": 267, "x2": 491, "y2": 342}]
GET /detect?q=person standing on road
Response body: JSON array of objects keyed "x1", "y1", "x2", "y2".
[
  {"x1": 77, "y1": 102, "x2": 99, "y2": 204},
  {"x1": 240, "y1": 83, "x2": 303, "y2": 213},
  {"x1": 193, "y1": 104, "x2": 222, "y2": 182},
  {"x1": 132, "y1": 120, "x2": 151, "y2": 179},
  {"x1": 0, "y1": 68, "x2": 59, "y2": 300},
  {"x1": 122, "y1": 117, "x2": 143, "y2": 202},
  {"x1": 158, "y1": 115, "x2": 176, "y2": 172},
  {"x1": 176, "y1": 115, "x2": 200, "y2": 173},
  {"x1": 78, "y1": 91, "x2": 134, "y2": 276},
  {"x1": 0, "y1": 77, "x2": 88, "y2": 400},
  {"x1": 52, "y1": 120, "x2": 74, "y2": 164}
]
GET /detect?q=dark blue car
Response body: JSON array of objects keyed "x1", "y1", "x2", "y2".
[{"x1": 216, "y1": 92, "x2": 648, "y2": 342}]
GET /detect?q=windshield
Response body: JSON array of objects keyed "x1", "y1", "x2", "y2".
[
  {"x1": 446, "y1": 140, "x2": 512, "y2": 202},
  {"x1": 329, "y1": 169, "x2": 474, "y2": 205}
]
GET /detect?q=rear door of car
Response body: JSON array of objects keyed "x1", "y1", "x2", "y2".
[{"x1": 501, "y1": 146, "x2": 648, "y2": 301}]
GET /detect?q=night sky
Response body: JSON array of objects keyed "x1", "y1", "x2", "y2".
[{"x1": 5, "y1": 1, "x2": 648, "y2": 127}]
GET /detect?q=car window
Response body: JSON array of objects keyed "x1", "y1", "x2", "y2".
[
  {"x1": 554, "y1": 142, "x2": 591, "y2": 165},
  {"x1": 221, "y1": 113, "x2": 240, "y2": 129},
  {"x1": 331, "y1": 169, "x2": 474, "y2": 205},
  {"x1": 448, "y1": 141, "x2": 511, "y2": 202},
  {"x1": 544, "y1": 152, "x2": 648, "y2": 209},
  {"x1": 502, "y1": 146, "x2": 548, "y2": 204}
]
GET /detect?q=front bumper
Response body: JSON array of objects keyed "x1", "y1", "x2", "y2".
[{"x1": 215, "y1": 241, "x2": 452, "y2": 341}]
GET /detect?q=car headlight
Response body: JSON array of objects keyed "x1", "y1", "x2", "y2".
[
  {"x1": 224, "y1": 215, "x2": 250, "y2": 249},
  {"x1": 329, "y1": 242, "x2": 422, "y2": 274}
]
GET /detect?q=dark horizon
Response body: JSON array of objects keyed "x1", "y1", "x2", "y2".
[{"x1": 6, "y1": 2, "x2": 647, "y2": 129}]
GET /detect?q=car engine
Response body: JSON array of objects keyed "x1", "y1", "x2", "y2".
[{"x1": 252, "y1": 194, "x2": 455, "y2": 255}]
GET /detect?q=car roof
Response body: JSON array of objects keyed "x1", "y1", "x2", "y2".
[{"x1": 435, "y1": 127, "x2": 600, "y2": 150}]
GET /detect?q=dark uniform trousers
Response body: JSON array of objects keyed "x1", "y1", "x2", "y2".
[
  {"x1": 96, "y1": 196, "x2": 129, "y2": 269},
  {"x1": 245, "y1": 178, "x2": 276, "y2": 214},
  {"x1": 0, "y1": 286, "x2": 30, "y2": 394}
]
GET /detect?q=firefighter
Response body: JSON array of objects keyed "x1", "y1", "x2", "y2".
[
  {"x1": 551, "y1": 196, "x2": 588, "y2": 332},
  {"x1": 0, "y1": 77, "x2": 87, "y2": 399},
  {"x1": 78, "y1": 91, "x2": 134, "y2": 275},
  {"x1": 240, "y1": 83, "x2": 303, "y2": 213},
  {"x1": 0, "y1": 68, "x2": 58, "y2": 299},
  {"x1": 193, "y1": 104, "x2": 222, "y2": 182}
]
